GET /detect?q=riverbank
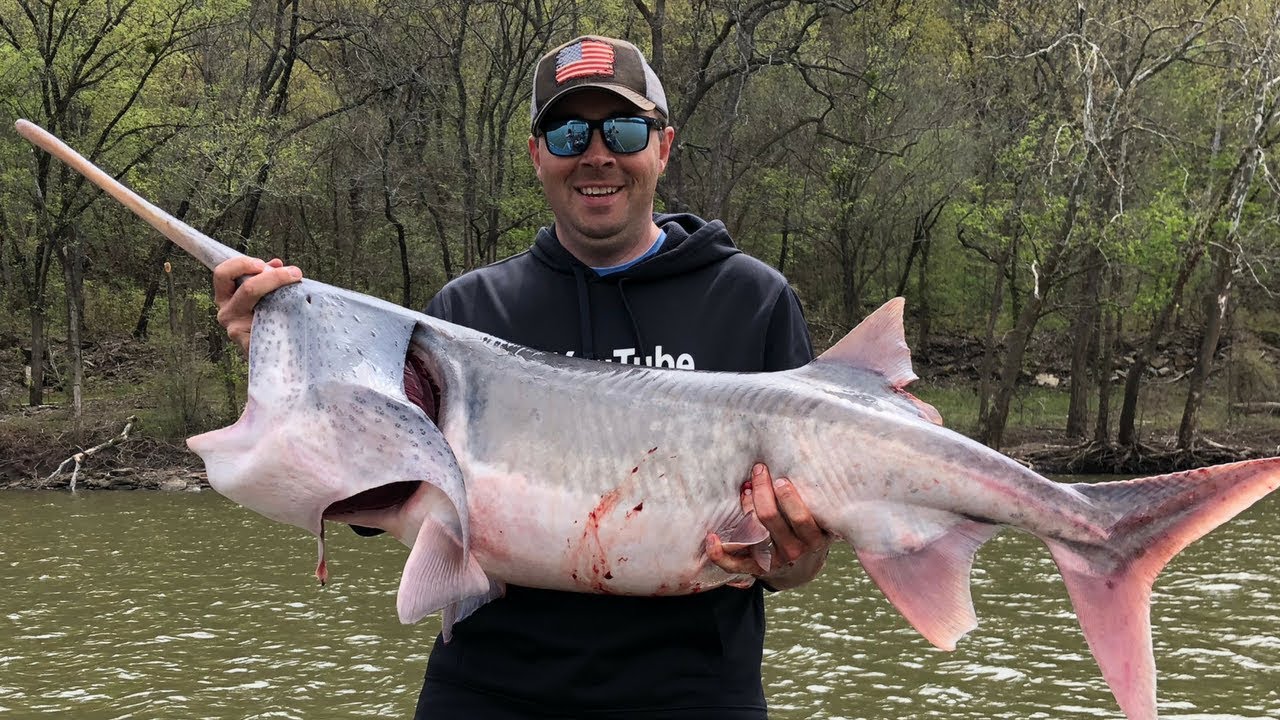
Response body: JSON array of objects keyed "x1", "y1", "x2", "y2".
[{"x1": 0, "y1": 402, "x2": 208, "y2": 491}]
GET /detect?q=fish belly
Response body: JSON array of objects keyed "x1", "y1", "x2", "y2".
[{"x1": 447, "y1": 365, "x2": 763, "y2": 595}]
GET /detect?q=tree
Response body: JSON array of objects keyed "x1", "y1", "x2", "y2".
[
  {"x1": 1176, "y1": 4, "x2": 1280, "y2": 449},
  {"x1": 1, "y1": 0, "x2": 214, "y2": 411}
]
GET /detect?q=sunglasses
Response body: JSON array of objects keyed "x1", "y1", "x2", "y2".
[{"x1": 539, "y1": 116, "x2": 665, "y2": 157}]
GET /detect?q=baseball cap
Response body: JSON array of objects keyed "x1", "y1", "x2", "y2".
[{"x1": 530, "y1": 35, "x2": 669, "y2": 134}]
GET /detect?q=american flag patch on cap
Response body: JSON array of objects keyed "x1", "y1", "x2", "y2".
[{"x1": 555, "y1": 39, "x2": 615, "y2": 83}]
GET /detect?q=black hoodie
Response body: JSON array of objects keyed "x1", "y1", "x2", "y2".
[{"x1": 417, "y1": 213, "x2": 814, "y2": 718}]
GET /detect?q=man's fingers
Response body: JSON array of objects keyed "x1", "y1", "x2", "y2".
[
  {"x1": 240, "y1": 264, "x2": 302, "y2": 303},
  {"x1": 211, "y1": 258, "x2": 302, "y2": 354},
  {"x1": 749, "y1": 463, "x2": 804, "y2": 563},
  {"x1": 213, "y1": 257, "x2": 297, "y2": 304},
  {"x1": 217, "y1": 265, "x2": 301, "y2": 324},
  {"x1": 739, "y1": 479, "x2": 754, "y2": 515},
  {"x1": 772, "y1": 476, "x2": 828, "y2": 549},
  {"x1": 706, "y1": 533, "x2": 767, "y2": 576},
  {"x1": 212, "y1": 256, "x2": 266, "y2": 305}
]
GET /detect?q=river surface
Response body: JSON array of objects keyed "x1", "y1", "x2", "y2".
[{"x1": 1, "y1": 488, "x2": 1277, "y2": 719}]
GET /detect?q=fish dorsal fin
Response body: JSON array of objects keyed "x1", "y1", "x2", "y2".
[
  {"x1": 814, "y1": 297, "x2": 943, "y2": 425},
  {"x1": 818, "y1": 297, "x2": 916, "y2": 387}
]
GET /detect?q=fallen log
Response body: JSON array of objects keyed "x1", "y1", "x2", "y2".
[
  {"x1": 43, "y1": 415, "x2": 139, "y2": 491},
  {"x1": 1231, "y1": 401, "x2": 1280, "y2": 415}
]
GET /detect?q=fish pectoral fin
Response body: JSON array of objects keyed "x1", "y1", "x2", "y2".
[
  {"x1": 851, "y1": 514, "x2": 1001, "y2": 651},
  {"x1": 717, "y1": 510, "x2": 773, "y2": 573},
  {"x1": 396, "y1": 513, "x2": 490, "y2": 627}
]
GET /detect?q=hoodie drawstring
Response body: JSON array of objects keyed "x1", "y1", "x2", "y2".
[
  {"x1": 616, "y1": 278, "x2": 648, "y2": 362},
  {"x1": 571, "y1": 267, "x2": 648, "y2": 364},
  {"x1": 572, "y1": 265, "x2": 596, "y2": 360}
]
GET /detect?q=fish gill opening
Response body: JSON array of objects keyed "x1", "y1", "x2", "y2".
[{"x1": 321, "y1": 345, "x2": 445, "y2": 517}]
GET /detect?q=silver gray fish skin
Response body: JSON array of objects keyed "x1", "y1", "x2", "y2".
[{"x1": 421, "y1": 323, "x2": 1072, "y2": 595}]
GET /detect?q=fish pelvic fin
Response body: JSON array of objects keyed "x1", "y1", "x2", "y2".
[
  {"x1": 716, "y1": 509, "x2": 773, "y2": 573},
  {"x1": 396, "y1": 484, "x2": 491, "y2": 629},
  {"x1": 1045, "y1": 457, "x2": 1280, "y2": 720},
  {"x1": 440, "y1": 577, "x2": 506, "y2": 642},
  {"x1": 854, "y1": 515, "x2": 1001, "y2": 651}
]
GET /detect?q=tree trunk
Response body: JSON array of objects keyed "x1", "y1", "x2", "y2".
[
  {"x1": 981, "y1": 166, "x2": 1087, "y2": 448},
  {"x1": 134, "y1": 190, "x2": 198, "y2": 339},
  {"x1": 915, "y1": 226, "x2": 932, "y2": 351},
  {"x1": 1116, "y1": 48, "x2": 1269, "y2": 445},
  {"x1": 425, "y1": 200, "x2": 456, "y2": 284},
  {"x1": 1119, "y1": 285, "x2": 1186, "y2": 446},
  {"x1": 976, "y1": 259, "x2": 1006, "y2": 426},
  {"x1": 28, "y1": 304, "x2": 46, "y2": 406},
  {"x1": 1177, "y1": 15, "x2": 1275, "y2": 448},
  {"x1": 134, "y1": 240, "x2": 173, "y2": 339},
  {"x1": 1177, "y1": 255, "x2": 1233, "y2": 449},
  {"x1": 836, "y1": 218, "x2": 867, "y2": 328},
  {"x1": 1065, "y1": 249, "x2": 1103, "y2": 438},
  {"x1": 384, "y1": 177, "x2": 412, "y2": 308},
  {"x1": 776, "y1": 204, "x2": 790, "y2": 274},
  {"x1": 981, "y1": 296, "x2": 1043, "y2": 449},
  {"x1": 1093, "y1": 271, "x2": 1120, "y2": 443},
  {"x1": 166, "y1": 262, "x2": 178, "y2": 336},
  {"x1": 236, "y1": 163, "x2": 273, "y2": 255},
  {"x1": 62, "y1": 232, "x2": 85, "y2": 433},
  {"x1": 0, "y1": 210, "x2": 14, "y2": 302},
  {"x1": 1117, "y1": 166, "x2": 1241, "y2": 446}
]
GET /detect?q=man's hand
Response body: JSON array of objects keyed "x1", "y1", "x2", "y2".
[
  {"x1": 213, "y1": 256, "x2": 302, "y2": 353},
  {"x1": 706, "y1": 463, "x2": 832, "y2": 591}
]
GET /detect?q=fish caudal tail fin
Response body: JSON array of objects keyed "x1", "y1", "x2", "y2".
[{"x1": 1044, "y1": 458, "x2": 1280, "y2": 720}]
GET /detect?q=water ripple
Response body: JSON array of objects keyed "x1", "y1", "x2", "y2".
[{"x1": 1, "y1": 489, "x2": 1277, "y2": 718}]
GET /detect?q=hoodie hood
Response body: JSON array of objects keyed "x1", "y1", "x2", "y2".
[
  {"x1": 529, "y1": 212, "x2": 741, "y2": 281},
  {"x1": 427, "y1": 208, "x2": 811, "y2": 373},
  {"x1": 523, "y1": 213, "x2": 741, "y2": 361}
]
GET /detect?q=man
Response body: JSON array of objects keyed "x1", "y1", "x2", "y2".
[{"x1": 213, "y1": 35, "x2": 830, "y2": 718}]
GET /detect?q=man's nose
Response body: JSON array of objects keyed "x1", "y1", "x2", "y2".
[{"x1": 578, "y1": 129, "x2": 617, "y2": 166}]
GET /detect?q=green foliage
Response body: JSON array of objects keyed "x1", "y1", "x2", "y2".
[
  {"x1": 144, "y1": 290, "x2": 232, "y2": 439},
  {"x1": 82, "y1": 281, "x2": 147, "y2": 336},
  {"x1": 0, "y1": 0, "x2": 1277, "y2": 451}
]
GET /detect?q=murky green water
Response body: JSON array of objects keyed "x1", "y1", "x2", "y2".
[{"x1": 1, "y1": 488, "x2": 1277, "y2": 719}]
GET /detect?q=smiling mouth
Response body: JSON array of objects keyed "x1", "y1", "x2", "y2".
[{"x1": 577, "y1": 186, "x2": 620, "y2": 196}]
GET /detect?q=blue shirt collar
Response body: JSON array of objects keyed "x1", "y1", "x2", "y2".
[{"x1": 592, "y1": 231, "x2": 667, "y2": 276}]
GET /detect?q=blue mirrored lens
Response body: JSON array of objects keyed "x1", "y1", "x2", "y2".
[
  {"x1": 544, "y1": 120, "x2": 591, "y2": 156},
  {"x1": 602, "y1": 118, "x2": 652, "y2": 153}
]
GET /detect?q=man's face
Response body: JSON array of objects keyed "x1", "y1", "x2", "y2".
[{"x1": 528, "y1": 89, "x2": 674, "y2": 266}]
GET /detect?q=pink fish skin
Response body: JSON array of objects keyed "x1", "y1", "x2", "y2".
[{"x1": 16, "y1": 117, "x2": 1280, "y2": 720}]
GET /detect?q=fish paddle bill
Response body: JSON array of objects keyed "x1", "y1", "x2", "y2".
[{"x1": 14, "y1": 119, "x2": 241, "y2": 270}]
